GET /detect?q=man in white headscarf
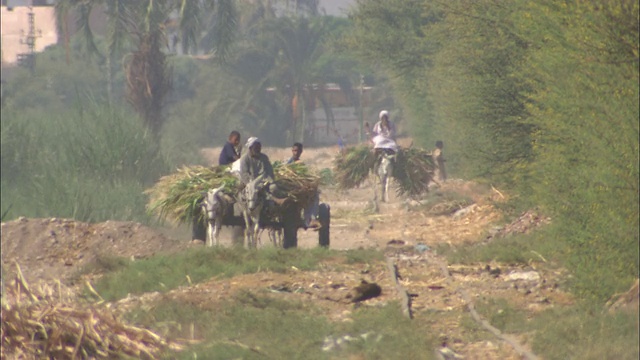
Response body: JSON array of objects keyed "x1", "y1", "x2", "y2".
[
  {"x1": 238, "y1": 137, "x2": 274, "y2": 186},
  {"x1": 365, "y1": 110, "x2": 399, "y2": 175},
  {"x1": 366, "y1": 110, "x2": 399, "y2": 153}
]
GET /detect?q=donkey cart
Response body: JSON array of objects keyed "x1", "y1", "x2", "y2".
[{"x1": 192, "y1": 192, "x2": 331, "y2": 249}]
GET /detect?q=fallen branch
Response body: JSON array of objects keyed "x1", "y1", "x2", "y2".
[
  {"x1": 426, "y1": 254, "x2": 539, "y2": 360},
  {"x1": 385, "y1": 257, "x2": 413, "y2": 319},
  {"x1": 491, "y1": 184, "x2": 505, "y2": 199}
]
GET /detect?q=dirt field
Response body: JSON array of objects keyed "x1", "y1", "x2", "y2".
[{"x1": 1, "y1": 143, "x2": 567, "y2": 359}]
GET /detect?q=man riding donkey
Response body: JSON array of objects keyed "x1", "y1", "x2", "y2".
[
  {"x1": 235, "y1": 137, "x2": 291, "y2": 247},
  {"x1": 365, "y1": 110, "x2": 399, "y2": 165},
  {"x1": 365, "y1": 110, "x2": 399, "y2": 202}
]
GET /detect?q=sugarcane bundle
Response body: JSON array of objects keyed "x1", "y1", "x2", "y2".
[
  {"x1": 273, "y1": 162, "x2": 321, "y2": 208},
  {"x1": 145, "y1": 162, "x2": 320, "y2": 224},
  {"x1": 1, "y1": 265, "x2": 182, "y2": 359},
  {"x1": 333, "y1": 145, "x2": 377, "y2": 189},
  {"x1": 392, "y1": 148, "x2": 436, "y2": 196},
  {"x1": 145, "y1": 165, "x2": 239, "y2": 224}
]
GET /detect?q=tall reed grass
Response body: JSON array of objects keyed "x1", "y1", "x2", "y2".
[{"x1": 1, "y1": 103, "x2": 170, "y2": 223}]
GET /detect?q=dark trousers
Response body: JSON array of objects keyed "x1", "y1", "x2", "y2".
[{"x1": 191, "y1": 216, "x2": 207, "y2": 241}]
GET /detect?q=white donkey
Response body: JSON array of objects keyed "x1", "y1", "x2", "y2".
[
  {"x1": 239, "y1": 178, "x2": 266, "y2": 249},
  {"x1": 375, "y1": 152, "x2": 396, "y2": 203},
  {"x1": 201, "y1": 186, "x2": 231, "y2": 247}
]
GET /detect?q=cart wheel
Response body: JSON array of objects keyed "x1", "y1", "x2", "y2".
[{"x1": 318, "y1": 203, "x2": 330, "y2": 248}]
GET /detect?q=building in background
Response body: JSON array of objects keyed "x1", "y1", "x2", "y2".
[{"x1": 1, "y1": 2, "x2": 57, "y2": 67}]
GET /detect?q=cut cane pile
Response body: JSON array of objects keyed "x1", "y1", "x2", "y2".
[
  {"x1": 272, "y1": 161, "x2": 321, "y2": 208},
  {"x1": 333, "y1": 145, "x2": 377, "y2": 189},
  {"x1": 1, "y1": 265, "x2": 181, "y2": 359},
  {"x1": 145, "y1": 162, "x2": 320, "y2": 224},
  {"x1": 392, "y1": 148, "x2": 436, "y2": 196},
  {"x1": 145, "y1": 165, "x2": 238, "y2": 224},
  {"x1": 333, "y1": 145, "x2": 436, "y2": 196}
]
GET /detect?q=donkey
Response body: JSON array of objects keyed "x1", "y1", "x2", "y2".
[
  {"x1": 201, "y1": 186, "x2": 232, "y2": 247},
  {"x1": 375, "y1": 151, "x2": 396, "y2": 203},
  {"x1": 239, "y1": 178, "x2": 267, "y2": 249}
]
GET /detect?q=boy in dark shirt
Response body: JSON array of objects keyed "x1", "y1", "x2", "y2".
[
  {"x1": 287, "y1": 142, "x2": 303, "y2": 164},
  {"x1": 219, "y1": 131, "x2": 241, "y2": 165}
]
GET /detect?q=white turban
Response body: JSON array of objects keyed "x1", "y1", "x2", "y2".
[
  {"x1": 379, "y1": 110, "x2": 389, "y2": 119},
  {"x1": 245, "y1": 137, "x2": 260, "y2": 149}
]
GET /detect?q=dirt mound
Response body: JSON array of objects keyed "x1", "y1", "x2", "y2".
[
  {"x1": 1, "y1": 217, "x2": 187, "y2": 284},
  {"x1": 486, "y1": 210, "x2": 551, "y2": 241}
]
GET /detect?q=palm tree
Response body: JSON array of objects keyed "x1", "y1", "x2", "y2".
[
  {"x1": 256, "y1": 16, "x2": 326, "y2": 143},
  {"x1": 55, "y1": 0, "x2": 238, "y2": 135}
]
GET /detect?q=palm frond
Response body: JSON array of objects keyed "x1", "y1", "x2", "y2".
[
  {"x1": 211, "y1": 0, "x2": 238, "y2": 62},
  {"x1": 76, "y1": 1, "x2": 104, "y2": 59},
  {"x1": 178, "y1": 0, "x2": 201, "y2": 54}
]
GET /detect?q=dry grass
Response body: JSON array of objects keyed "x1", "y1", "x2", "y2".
[{"x1": 1, "y1": 264, "x2": 181, "y2": 359}]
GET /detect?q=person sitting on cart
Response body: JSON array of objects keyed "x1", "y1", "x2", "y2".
[
  {"x1": 285, "y1": 142, "x2": 321, "y2": 229},
  {"x1": 219, "y1": 130, "x2": 241, "y2": 165},
  {"x1": 237, "y1": 137, "x2": 288, "y2": 204},
  {"x1": 239, "y1": 137, "x2": 274, "y2": 185},
  {"x1": 287, "y1": 142, "x2": 303, "y2": 164},
  {"x1": 365, "y1": 110, "x2": 399, "y2": 171}
]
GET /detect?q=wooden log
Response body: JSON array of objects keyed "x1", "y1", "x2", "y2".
[{"x1": 386, "y1": 257, "x2": 413, "y2": 319}]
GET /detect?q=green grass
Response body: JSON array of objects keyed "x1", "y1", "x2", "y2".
[
  {"x1": 474, "y1": 298, "x2": 530, "y2": 334},
  {"x1": 125, "y1": 293, "x2": 436, "y2": 360},
  {"x1": 88, "y1": 247, "x2": 385, "y2": 301},
  {"x1": 530, "y1": 306, "x2": 639, "y2": 360},
  {"x1": 435, "y1": 231, "x2": 553, "y2": 266}
]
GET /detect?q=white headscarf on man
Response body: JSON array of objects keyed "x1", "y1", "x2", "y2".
[{"x1": 245, "y1": 137, "x2": 259, "y2": 149}]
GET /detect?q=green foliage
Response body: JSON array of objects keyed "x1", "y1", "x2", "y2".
[
  {"x1": 318, "y1": 168, "x2": 335, "y2": 186},
  {"x1": 519, "y1": 0, "x2": 639, "y2": 303}
]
